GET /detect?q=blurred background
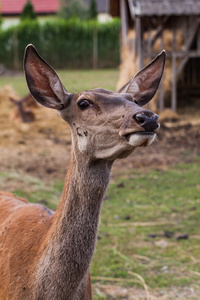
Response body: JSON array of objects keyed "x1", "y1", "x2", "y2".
[{"x1": 0, "y1": 0, "x2": 200, "y2": 299}]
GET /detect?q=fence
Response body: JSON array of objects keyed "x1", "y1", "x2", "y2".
[{"x1": 0, "y1": 18, "x2": 121, "y2": 70}]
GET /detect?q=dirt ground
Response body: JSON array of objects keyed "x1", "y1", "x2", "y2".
[
  {"x1": 0, "y1": 91, "x2": 200, "y2": 187},
  {"x1": 92, "y1": 283, "x2": 200, "y2": 300}
]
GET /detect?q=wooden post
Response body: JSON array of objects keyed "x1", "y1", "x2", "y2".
[
  {"x1": 197, "y1": 24, "x2": 200, "y2": 50},
  {"x1": 146, "y1": 25, "x2": 152, "y2": 110},
  {"x1": 93, "y1": 27, "x2": 98, "y2": 69},
  {"x1": 171, "y1": 27, "x2": 177, "y2": 111},
  {"x1": 171, "y1": 53, "x2": 177, "y2": 111},
  {"x1": 147, "y1": 26, "x2": 151, "y2": 64},
  {"x1": 120, "y1": 0, "x2": 128, "y2": 46},
  {"x1": 136, "y1": 16, "x2": 143, "y2": 71},
  {"x1": 13, "y1": 29, "x2": 19, "y2": 70},
  {"x1": 159, "y1": 29, "x2": 164, "y2": 111}
]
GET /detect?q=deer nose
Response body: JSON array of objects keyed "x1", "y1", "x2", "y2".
[{"x1": 133, "y1": 113, "x2": 159, "y2": 132}]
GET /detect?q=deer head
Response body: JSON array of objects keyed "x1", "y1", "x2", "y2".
[{"x1": 24, "y1": 45, "x2": 165, "y2": 161}]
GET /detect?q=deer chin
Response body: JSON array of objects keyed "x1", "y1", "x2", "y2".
[{"x1": 126, "y1": 132, "x2": 156, "y2": 147}]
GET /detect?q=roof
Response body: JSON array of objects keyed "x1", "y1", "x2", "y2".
[
  {"x1": 130, "y1": 0, "x2": 200, "y2": 16},
  {"x1": 82, "y1": 0, "x2": 110, "y2": 13},
  {"x1": 1, "y1": 0, "x2": 59, "y2": 15}
]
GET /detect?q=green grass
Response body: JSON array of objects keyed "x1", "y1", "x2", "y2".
[
  {"x1": 0, "y1": 171, "x2": 62, "y2": 210},
  {"x1": 0, "y1": 69, "x2": 119, "y2": 96},
  {"x1": 1, "y1": 160, "x2": 200, "y2": 296},
  {"x1": 91, "y1": 160, "x2": 200, "y2": 294}
]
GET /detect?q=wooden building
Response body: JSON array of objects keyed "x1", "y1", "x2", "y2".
[{"x1": 110, "y1": 0, "x2": 200, "y2": 111}]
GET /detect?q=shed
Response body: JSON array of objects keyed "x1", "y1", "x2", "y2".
[{"x1": 110, "y1": 0, "x2": 200, "y2": 111}]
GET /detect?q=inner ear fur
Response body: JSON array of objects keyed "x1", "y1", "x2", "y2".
[
  {"x1": 24, "y1": 44, "x2": 70, "y2": 110},
  {"x1": 118, "y1": 51, "x2": 166, "y2": 106}
]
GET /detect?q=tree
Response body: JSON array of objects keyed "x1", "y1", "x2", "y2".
[
  {"x1": 0, "y1": 2, "x2": 3, "y2": 26},
  {"x1": 0, "y1": 15, "x2": 3, "y2": 27},
  {"x1": 20, "y1": 0, "x2": 37, "y2": 21},
  {"x1": 88, "y1": 0, "x2": 97, "y2": 20},
  {"x1": 59, "y1": 0, "x2": 88, "y2": 20}
]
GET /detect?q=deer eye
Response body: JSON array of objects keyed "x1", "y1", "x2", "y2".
[{"x1": 77, "y1": 99, "x2": 91, "y2": 111}]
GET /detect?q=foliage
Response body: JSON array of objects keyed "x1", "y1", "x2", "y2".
[
  {"x1": 88, "y1": 0, "x2": 98, "y2": 20},
  {"x1": 0, "y1": 8, "x2": 3, "y2": 27},
  {"x1": 59, "y1": 0, "x2": 88, "y2": 20},
  {"x1": 20, "y1": 0, "x2": 37, "y2": 21},
  {"x1": 0, "y1": 18, "x2": 120, "y2": 69}
]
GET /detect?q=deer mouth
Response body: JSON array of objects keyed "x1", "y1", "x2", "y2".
[{"x1": 125, "y1": 132, "x2": 156, "y2": 147}]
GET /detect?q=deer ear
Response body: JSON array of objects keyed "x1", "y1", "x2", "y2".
[
  {"x1": 118, "y1": 51, "x2": 166, "y2": 106},
  {"x1": 24, "y1": 44, "x2": 71, "y2": 110}
]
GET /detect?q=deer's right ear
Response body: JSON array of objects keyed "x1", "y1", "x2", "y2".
[
  {"x1": 24, "y1": 44, "x2": 71, "y2": 110},
  {"x1": 118, "y1": 51, "x2": 166, "y2": 106}
]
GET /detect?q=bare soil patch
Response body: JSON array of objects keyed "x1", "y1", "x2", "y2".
[{"x1": 93, "y1": 283, "x2": 200, "y2": 299}]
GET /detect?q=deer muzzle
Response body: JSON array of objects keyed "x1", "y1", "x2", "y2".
[{"x1": 120, "y1": 111, "x2": 160, "y2": 147}]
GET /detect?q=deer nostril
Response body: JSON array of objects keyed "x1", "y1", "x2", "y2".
[
  {"x1": 133, "y1": 112, "x2": 159, "y2": 132},
  {"x1": 134, "y1": 114, "x2": 146, "y2": 125}
]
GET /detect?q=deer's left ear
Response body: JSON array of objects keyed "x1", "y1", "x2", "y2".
[
  {"x1": 118, "y1": 51, "x2": 166, "y2": 106},
  {"x1": 24, "y1": 44, "x2": 71, "y2": 110}
]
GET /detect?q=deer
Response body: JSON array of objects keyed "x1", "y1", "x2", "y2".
[
  {"x1": 0, "y1": 44, "x2": 165, "y2": 300},
  {"x1": 9, "y1": 94, "x2": 38, "y2": 123}
]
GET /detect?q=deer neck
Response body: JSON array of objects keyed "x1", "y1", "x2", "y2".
[
  {"x1": 35, "y1": 147, "x2": 112, "y2": 299},
  {"x1": 55, "y1": 150, "x2": 112, "y2": 256}
]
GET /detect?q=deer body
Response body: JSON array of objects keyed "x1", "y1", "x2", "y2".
[
  {"x1": 0, "y1": 157, "x2": 106, "y2": 299},
  {"x1": 0, "y1": 45, "x2": 165, "y2": 299},
  {"x1": 9, "y1": 94, "x2": 37, "y2": 123}
]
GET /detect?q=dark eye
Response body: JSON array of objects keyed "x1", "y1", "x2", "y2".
[{"x1": 77, "y1": 99, "x2": 91, "y2": 111}]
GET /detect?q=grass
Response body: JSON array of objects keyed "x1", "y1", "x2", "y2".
[
  {"x1": 91, "y1": 160, "x2": 200, "y2": 291},
  {"x1": 91, "y1": 160, "x2": 200, "y2": 296},
  {"x1": 0, "y1": 69, "x2": 120, "y2": 96},
  {"x1": 1, "y1": 160, "x2": 200, "y2": 297},
  {"x1": 0, "y1": 171, "x2": 62, "y2": 210}
]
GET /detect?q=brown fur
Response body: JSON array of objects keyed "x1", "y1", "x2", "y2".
[
  {"x1": 9, "y1": 94, "x2": 37, "y2": 123},
  {"x1": 0, "y1": 45, "x2": 165, "y2": 299}
]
